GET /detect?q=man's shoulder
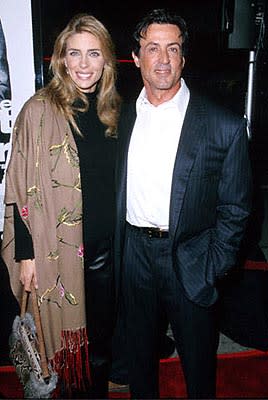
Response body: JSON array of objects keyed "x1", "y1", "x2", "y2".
[
  {"x1": 120, "y1": 99, "x2": 136, "y2": 112},
  {"x1": 119, "y1": 100, "x2": 136, "y2": 123},
  {"x1": 189, "y1": 89, "x2": 244, "y2": 125}
]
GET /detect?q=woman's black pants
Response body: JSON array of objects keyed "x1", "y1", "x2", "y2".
[{"x1": 84, "y1": 238, "x2": 115, "y2": 399}]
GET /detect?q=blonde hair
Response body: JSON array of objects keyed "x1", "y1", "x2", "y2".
[{"x1": 38, "y1": 13, "x2": 121, "y2": 137}]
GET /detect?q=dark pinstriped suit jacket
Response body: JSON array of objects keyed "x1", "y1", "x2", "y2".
[{"x1": 115, "y1": 89, "x2": 252, "y2": 307}]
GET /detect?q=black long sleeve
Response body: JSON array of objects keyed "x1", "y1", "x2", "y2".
[{"x1": 13, "y1": 203, "x2": 34, "y2": 260}]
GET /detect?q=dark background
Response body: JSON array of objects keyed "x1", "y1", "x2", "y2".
[
  {"x1": 38, "y1": 0, "x2": 268, "y2": 183},
  {"x1": 36, "y1": 0, "x2": 268, "y2": 285},
  {"x1": 36, "y1": 0, "x2": 268, "y2": 287}
]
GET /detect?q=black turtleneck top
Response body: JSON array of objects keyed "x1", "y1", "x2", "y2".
[
  {"x1": 73, "y1": 92, "x2": 117, "y2": 262},
  {"x1": 14, "y1": 92, "x2": 117, "y2": 263}
]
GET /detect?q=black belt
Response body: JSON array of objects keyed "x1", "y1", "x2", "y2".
[{"x1": 127, "y1": 222, "x2": 169, "y2": 238}]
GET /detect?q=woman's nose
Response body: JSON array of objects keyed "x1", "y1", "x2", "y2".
[{"x1": 79, "y1": 55, "x2": 89, "y2": 67}]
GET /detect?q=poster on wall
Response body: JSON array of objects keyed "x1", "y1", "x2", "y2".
[{"x1": 0, "y1": 0, "x2": 42, "y2": 232}]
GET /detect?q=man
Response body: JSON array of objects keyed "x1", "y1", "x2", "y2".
[{"x1": 115, "y1": 8, "x2": 252, "y2": 399}]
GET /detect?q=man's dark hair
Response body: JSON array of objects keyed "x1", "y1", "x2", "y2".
[{"x1": 132, "y1": 8, "x2": 188, "y2": 56}]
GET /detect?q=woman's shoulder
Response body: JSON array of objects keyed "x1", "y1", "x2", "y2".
[
  {"x1": 17, "y1": 93, "x2": 63, "y2": 125},
  {"x1": 20, "y1": 93, "x2": 52, "y2": 113},
  {"x1": 16, "y1": 94, "x2": 44, "y2": 121}
]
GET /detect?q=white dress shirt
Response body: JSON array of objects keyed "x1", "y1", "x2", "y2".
[{"x1": 126, "y1": 78, "x2": 190, "y2": 229}]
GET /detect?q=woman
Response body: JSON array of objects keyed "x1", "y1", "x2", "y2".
[{"x1": 2, "y1": 13, "x2": 121, "y2": 398}]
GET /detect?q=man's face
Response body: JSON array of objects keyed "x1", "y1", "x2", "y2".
[{"x1": 132, "y1": 23, "x2": 185, "y2": 101}]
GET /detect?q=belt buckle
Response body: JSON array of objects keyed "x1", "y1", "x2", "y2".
[
  {"x1": 147, "y1": 227, "x2": 164, "y2": 238},
  {"x1": 147, "y1": 228, "x2": 154, "y2": 238}
]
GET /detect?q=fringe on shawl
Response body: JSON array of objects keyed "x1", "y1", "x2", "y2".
[{"x1": 51, "y1": 327, "x2": 91, "y2": 398}]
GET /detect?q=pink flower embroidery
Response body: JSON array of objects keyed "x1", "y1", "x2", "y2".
[
  {"x1": 58, "y1": 282, "x2": 65, "y2": 298},
  {"x1": 77, "y1": 244, "x2": 84, "y2": 258},
  {"x1": 21, "y1": 206, "x2": 28, "y2": 219}
]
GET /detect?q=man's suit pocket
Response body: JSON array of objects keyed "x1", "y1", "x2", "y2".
[{"x1": 174, "y1": 229, "x2": 218, "y2": 306}]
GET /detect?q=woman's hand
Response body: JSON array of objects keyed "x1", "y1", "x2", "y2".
[{"x1": 19, "y1": 259, "x2": 38, "y2": 291}]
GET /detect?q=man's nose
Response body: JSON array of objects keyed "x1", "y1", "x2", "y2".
[{"x1": 159, "y1": 49, "x2": 170, "y2": 63}]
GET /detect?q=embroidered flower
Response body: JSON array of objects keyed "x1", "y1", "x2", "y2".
[
  {"x1": 21, "y1": 206, "x2": 28, "y2": 219},
  {"x1": 58, "y1": 282, "x2": 65, "y2": 298},
  {"x1": 77, "y1": 244, "x2": 84, "y2": 258}
]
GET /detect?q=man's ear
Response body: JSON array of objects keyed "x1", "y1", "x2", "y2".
[{"x1": 132, "y1": 51, "x2": 140, "y2": 68}]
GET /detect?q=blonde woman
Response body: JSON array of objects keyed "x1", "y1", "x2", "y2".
[{"x1": 2, "y1": 13, "x2": 121, "y2": 398}]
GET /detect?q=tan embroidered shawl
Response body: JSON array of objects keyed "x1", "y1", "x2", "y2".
[{"x1": 1, "y1": 94, "x2": 89, "y2": 391}]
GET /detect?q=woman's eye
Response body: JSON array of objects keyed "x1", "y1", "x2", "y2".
[
  {"x1": 69, "y1": 50, "x2": 79, "y2": 57},
  {"x1": 89, "y1": 51, "x2": 101, "y2": 57}
]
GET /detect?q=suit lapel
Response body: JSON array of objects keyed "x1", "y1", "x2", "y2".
[
  {"x1": 117, "y1": 102, "x2": 136, "y2": 228},
  {"x1": 169, "y1": 93, "x2": 206, "y2": 237},
  {"x1": 118, "y1": 95, "x2": 206, "y2": 239}
]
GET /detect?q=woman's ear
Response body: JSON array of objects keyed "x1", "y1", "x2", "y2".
[{"x1": 64, "y1": 58, "x2": 69, "y2": 74}]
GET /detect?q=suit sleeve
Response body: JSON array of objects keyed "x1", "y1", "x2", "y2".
[{"x1": 207, "y1": 119, "x2": 252, "y2": 282}]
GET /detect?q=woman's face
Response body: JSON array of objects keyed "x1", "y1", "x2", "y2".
[{"x1": 64, "y1": 31, "x2": 105, "y2": 93}]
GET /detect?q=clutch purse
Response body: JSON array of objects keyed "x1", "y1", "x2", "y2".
[{"x1": 9, "y1": 282, "x2": 58, "y2": 398}]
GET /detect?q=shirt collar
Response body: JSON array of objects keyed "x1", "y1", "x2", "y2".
[{"x1": 136, "y1": 77, "x2": 190, "y2": 114}]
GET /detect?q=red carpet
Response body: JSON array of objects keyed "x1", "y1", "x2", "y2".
[
  {"x1": 244, "y1": 260, "x2": 268, "y2": 271},
  {"x1": 1, "y1": 261, "x2": 267, "y2": 398},
  {"x1": 109, "y1": 350, "x2": 268, "y2": 399},
  {"x1": 1, "y1": 350, "x2": 268, "y2": 399}
]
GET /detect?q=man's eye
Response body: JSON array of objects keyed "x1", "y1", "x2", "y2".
[{"x1": 148, "y1": 47, "x2": 158, "y2": 53}]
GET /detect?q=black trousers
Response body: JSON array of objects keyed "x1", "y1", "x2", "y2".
[
  {"x1": 122, "y1": 223, "x2": 219, "y2": 399},
  {"x1": 110, "y1": 292, "x2": 175, "y2": 385},
  {"x1": 84, "y1": 237, "x2": 115, "y2": 399}
]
